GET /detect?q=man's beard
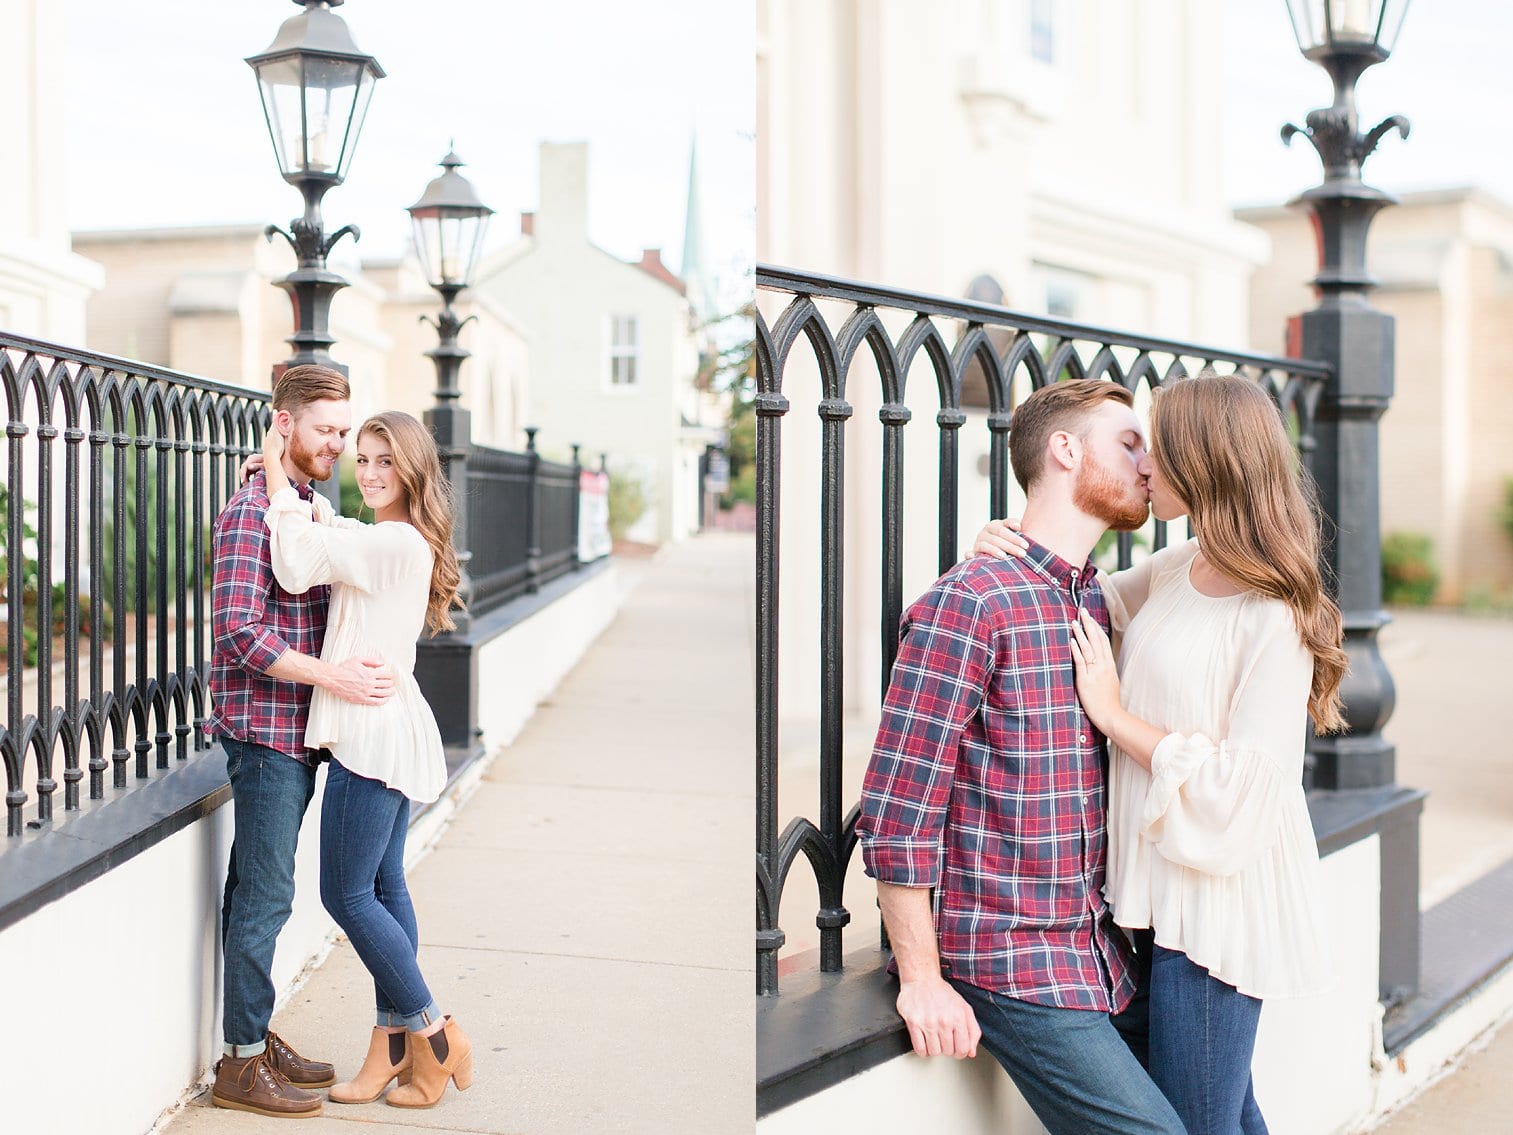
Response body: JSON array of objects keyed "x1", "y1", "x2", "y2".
[
  {"x1": 1074, "y1": 453, "x2": 1148, "y2": 531},
  {"x1": 288, "y1": 431, "x2": 334, "y2": 482}
]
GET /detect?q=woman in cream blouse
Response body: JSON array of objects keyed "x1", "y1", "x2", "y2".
[
  {"x1": 976, "y1": 376, "x2": 1346, "y2": 1135},
  {"x1": 260, "y1": 410, "x2": 474, "y2": 1110}
]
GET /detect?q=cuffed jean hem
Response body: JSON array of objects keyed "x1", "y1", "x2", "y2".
[
  {"x1": 377, "y1": 1000, "x2": 443, "y2": 1030},
  {"x1": 222, "y1": 1039, "x2": 269, "y2": 1058}
]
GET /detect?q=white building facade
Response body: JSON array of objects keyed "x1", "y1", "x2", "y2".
[
  {"x1": 474, "y1": 142, "x2": 720, "y2": 545},
  {"x1": 758, "y1": 0, "x2": 1269, "y2": 722},
  {"x1": 0, "y1": 0, "x2": 102, "y2": 339}
]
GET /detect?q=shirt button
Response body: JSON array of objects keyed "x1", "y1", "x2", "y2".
[
  {"x1": 1083, "y1": 796, "x2": 1090, "y2": 806},
  {"x1": 1079, "y1": 734, "x2": 1087, "y2": 743}
]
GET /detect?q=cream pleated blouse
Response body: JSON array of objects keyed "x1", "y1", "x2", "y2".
[
  {"x1": 1100, "y1": 538, "x2": 1331, "y2": 999},
  {"x1": 265, "y1": 488, "x2": 447, "y2": 804}
]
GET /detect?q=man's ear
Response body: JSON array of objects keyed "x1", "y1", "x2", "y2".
[
  {"x1": 274, "y1": 409, "x2": 294, "y2": 437},
  {"x1": 1047, "y1": 429, "x2": 1079, "y2": 473}
]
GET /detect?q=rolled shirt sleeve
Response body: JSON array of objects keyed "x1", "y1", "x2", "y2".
[{"x1": 859, "y1": 580, "x2": 995, "y2": 888}]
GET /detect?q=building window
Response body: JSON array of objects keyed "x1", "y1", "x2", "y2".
[
  {"x1": 609, "y1": 315, "x2": 639, "y2": 386},
  {"x1": 1037, "y1": 264, "x2": 1090, "y2": 321},
  {"x1": 1030, "y1": 0, "x2": 1055, "y2": 63}
]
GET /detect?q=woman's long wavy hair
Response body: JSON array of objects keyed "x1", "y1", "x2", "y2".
[
  {"x1": 1150, "y1": 376, "x2": 1348, "y2": 733},
  {"x1": 357, "y1": 411, "x2": 463, "y2": 636}
]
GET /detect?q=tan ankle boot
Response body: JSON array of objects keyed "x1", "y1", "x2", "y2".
[
  {"x1": 385, "y1": 1017, "x2": 473, "y2": 1108},
  {"x1": 328, "y1": 1028, "x2": 413, "y2": 1104}
]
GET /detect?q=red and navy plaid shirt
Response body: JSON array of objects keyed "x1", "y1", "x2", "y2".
[
  {"x1": 858, "y1": 540, "x2": 1136, "y2": 1012},
  {"x1": 205, "y1": 472, "x2": 328, "y2": 761}
]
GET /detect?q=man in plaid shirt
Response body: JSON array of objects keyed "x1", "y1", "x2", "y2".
[
  {"x1": 858, "y1": 380, "x2": 1183, "y2": 1134},
  {"x1": 207, "y1": 365, "x2": 396, "y2": 1120}
]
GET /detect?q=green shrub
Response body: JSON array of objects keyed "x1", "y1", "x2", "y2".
[
  {"x1": 1381, "y1": 532, "x2": 1438, "y2": 606},
  {"x1": 1463, "y1": 584, "x2": 1513, "y2": 617},
  {"x1": 1501, "y1": 478, "x2": 1513, "y2": 548},
  {"x1": 722, "y1": 464, "x2": 756, "y2": 507},
  {"x1": 100, "y1": 449, "x2": 211, "y2": 614},
  {"x1": 607, "y1": 471, "x2": 649, "y2": 540},
  {"x1": 1, "y1": 484, "x2": 112, "y2": 668}
]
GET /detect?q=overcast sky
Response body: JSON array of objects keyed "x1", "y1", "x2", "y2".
[
  {"x1": 61, "y1": 0, "x2": 754, "y2": 310},
  {"x1": 58, "y1": 1, "x2": 1507, "y2": 305},
  {"x1": 1223, "y1": 1, "x2": 1513, "y2": 210}
]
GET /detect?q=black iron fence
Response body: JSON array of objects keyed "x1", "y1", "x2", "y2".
[
  {"x1": 753, "y1": 264, "x2": 1335, "y2": 996},
  {"x1": 465, "y1": 429, "x2": 583, "y2": 615},
  {"x1": 0, "y1": 332, "x2": 264, "y2": 839},
  {"x1": 1, "y1": 330, "x2": 598, "y2": 841}
]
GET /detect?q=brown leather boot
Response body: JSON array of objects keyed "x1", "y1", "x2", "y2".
[
  {"x1": 266, "y1": 1030, "x2": 336, "y2": 1088},
  {"x1": 211, "y1": 1052, "x2": 322, "y2": 1118},
  {"x1": 385, "y1": 1017, "x2": 473, "y2": 1109},
  {"x1": 329, "y1": 1028, "x2": 413, "y2": 1104}
]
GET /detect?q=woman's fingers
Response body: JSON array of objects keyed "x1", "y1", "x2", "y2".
[{"x1": 1079, "y1": 610, "x2": 1110, "y2": 658}]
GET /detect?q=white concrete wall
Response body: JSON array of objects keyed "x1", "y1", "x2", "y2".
[
  {"x1": 0, "y1": 784, "x2": 330, "y2": 1135},
  {"x1": 761, "y1": 838, "x2": 1387, "y2": 1135},
  {"x1": 762, "y1": 1044, "x2": 1049, "y2": 1134},
  {"x1": 0, "y1": 569, "x2": 619, "y2": 1135},
  {"x1": 477, "y1": 563, "x2": 622, "y2": 750},
  {"x1": 1252, "y1": 835, "x2": 1382, "y2": 1134}
]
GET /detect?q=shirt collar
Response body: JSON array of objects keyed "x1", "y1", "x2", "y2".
[
  {"x1": 253, "y1": 468, "x2": 317, "y2": 502},
  {"x1": 1018, "y1": 536, "x2": 1097, "y2": 592}
]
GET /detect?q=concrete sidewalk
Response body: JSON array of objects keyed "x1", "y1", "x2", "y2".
[
  {"x1": 1372, "y1": 1013, "x2": 1513, "y2": 1132},
  {"x1": 164, "y1": 533, "x2": 754, "y2": 1135}
]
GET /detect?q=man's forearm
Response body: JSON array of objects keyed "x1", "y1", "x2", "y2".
[
  {"x1": 262, "y1": 647, "x2": 334, "y2": 691},
  {"x1": 876, "y1": 882, "x2": 944, "y2": 983}
]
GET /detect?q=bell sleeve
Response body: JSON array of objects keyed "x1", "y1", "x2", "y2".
[
  {"x1": 264, "y1": 487, "x2": 428, "y2": 595},
  {"x1": 1140, "y1": 604, "x2": 1313, "y2": 876}
]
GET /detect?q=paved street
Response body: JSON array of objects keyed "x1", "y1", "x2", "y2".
[{"x1": 162, "y1": 533, "x2": 754, "y2": 1135}]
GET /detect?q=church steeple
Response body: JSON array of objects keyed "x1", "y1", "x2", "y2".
[{"x1": 680, "y1": 132, "x2": 717, "y2": 322}]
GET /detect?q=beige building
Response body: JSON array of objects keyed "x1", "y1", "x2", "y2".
[
  {"x1": 71, "y1": 226, "x2": 529, "y2": 449},
  {"x1": 0, "y1": 0, "x2": 102, "y2": 339},
  {"x1": 1241, "y1": 188, "x2": 1513, "y2": 602},
  {"x1": 473, "y1": 142, "x2": 720, "y2": 545}
]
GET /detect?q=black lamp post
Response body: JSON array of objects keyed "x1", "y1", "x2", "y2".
[
  {"x1": 1280, "y1": 0, "x2": 1409, "y2": 791},
  {"x1": 408, "y1": 149, "x2": 496, "y2": 403},
  {"x1": 1282, "y1": 0, "x2": 1422, "y2": 1008},
  {"x1": 247, "y1": 0, "x2": 385, "y2": 380},
  {"x1": 406, "y1": 149, "x2": 493, "y2": 635}
]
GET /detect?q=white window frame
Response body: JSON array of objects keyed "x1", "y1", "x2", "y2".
[{"x1": 607, "y1": 314, "x2": 639, "y2": 388}]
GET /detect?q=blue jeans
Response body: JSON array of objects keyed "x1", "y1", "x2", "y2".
[
  {"x1": 220, "y1": 738, "x2": 318, "y2": 1052},
  {"x1": 1149, "y1": 944, "x2": 1268, "y2": 1135},
  {"x1": 320, "y1": 756, "x2": 440, "y2": 1029},
  {"x1": 950, "y1": 979, "x2": 1185, "y2": 1135}
]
